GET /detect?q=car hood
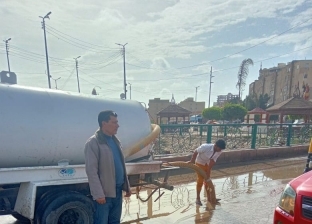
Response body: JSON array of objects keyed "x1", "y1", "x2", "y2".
[{"x1": 290, "y1": 171, "x2": 312, "y2": 196}]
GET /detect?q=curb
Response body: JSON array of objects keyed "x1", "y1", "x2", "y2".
[{"x1": 154, "y1": 144, "x2": 309, "y2": 165}]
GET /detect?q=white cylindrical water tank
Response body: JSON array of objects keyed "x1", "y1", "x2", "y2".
[{"x1": 0, "y1": 84, "x2": 152, "y2": 168}]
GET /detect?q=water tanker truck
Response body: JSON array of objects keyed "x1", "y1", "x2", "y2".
[{"x1": 0, "y1": 83, "x2": 170, "y2": 223}]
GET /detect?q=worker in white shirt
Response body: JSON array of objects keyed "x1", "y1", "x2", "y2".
[{"x1": 189, "y1": 139, "x2": 226, "y2": 206}]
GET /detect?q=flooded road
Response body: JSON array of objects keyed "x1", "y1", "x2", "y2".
[{"x1": 1, "y1": 157, "x2": 306, "y2": 224}]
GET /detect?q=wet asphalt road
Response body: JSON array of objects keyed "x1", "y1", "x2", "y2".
[{"x1": 1, "y1": 157, "x2": 306, "y2": 224}]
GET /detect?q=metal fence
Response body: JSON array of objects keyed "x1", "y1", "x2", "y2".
[{"x1": 153, "y1": 123, "x2": 312, "y2": 155}]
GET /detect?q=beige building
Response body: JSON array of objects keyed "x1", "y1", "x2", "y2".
[
  {"x1": 147, "y1": 96, "x2": 205, "y2": 124},
  {"x1": 249, "y1": 60, "x2": 312, "y2": 107},
  {"x1": 147, "y1": 98, "x2": 170, "y2": 123},
  {"x1": 178, "y1": 97, "x2": 205, "y2": 115}
]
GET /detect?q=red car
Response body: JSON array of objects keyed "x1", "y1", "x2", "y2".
[{"x1": 274, "y1": 139, "x2": 312, "y2": 224}]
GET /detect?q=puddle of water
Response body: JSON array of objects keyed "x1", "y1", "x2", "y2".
[
  {"x1": 121, "y1": 164, "x2": 304, "y2": 224},
  {"x1": 1, "y1": 164, "x2": 304, "y2": 224}
]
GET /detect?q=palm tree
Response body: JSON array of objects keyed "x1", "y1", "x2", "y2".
[{"x1": 236, "y1": 58, "x2": 254, "y2": 100}]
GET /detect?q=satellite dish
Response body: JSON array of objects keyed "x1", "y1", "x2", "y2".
[{"x1": 120, "y1": 93, "x2": 125, "y2": 99}]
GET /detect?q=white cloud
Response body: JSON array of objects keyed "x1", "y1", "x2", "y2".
[
  {"x1": 1, "y1": 0, "x2": 311, "y2": 106},
  {"x1": 151, "y1": 57, "x2": 171, "y2": 69}
]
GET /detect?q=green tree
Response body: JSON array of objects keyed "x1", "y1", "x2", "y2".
[
  {"x1": 258, "y1": 93, "x2": 270, "y2": 109},
  {"x1": 202, "y1": 107, "x2": 221, "y2": 121},
  {"x1": 222, "y1": 104, "x2": 247, "y2": 121},
  {"x1": 289, "y1": 115, "x2": 304, "y2": 122},
  {"x1": 243, "y1": 93, "x2": 270, "y2": 111},
  {"x1": 243, "y1": 95, "x2": 256, "y2": 111},
  {"x1": 228, "y1": 97, "x2": 242, "y2": 105},
  {"x1": 236, "y1": 58, "x2": 254, "y2": 100}
]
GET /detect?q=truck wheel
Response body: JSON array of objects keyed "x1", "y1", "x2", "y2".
[
  {"x1": 39, "y1": 191, "x2": 94, "y2": 224},
  {"x1": 11, "y1": 213, "x2": 30, "y2": 223},
  {"x1": 35, "y1": 190, "x2": 63, "y2": 223}
]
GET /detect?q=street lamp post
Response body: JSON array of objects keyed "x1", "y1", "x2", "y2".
[
  {"x1": 39, "y1": 11, "x2": 52, "y2": 89},
  {"x1": 115, "y1": 43, "x2": 128, "y2": 99},
  {"x1": 195, "y1": 86, "x2": 200, "y2": 102},
  {"x1": 3, "y1": 38, "x2": 11, "y2": 72},
  {"x1": 208, "y1": 66, "x2": 214, "y2": 108},
  {"x1": 74, "y1": 56, "x2": 81, "y2": 93},
  {"x1": 51, "y1": 77, "x2": 61, "y2": 89},
  {"x1": 128, "y1": 82, "x2": 132, "y2": 99}
]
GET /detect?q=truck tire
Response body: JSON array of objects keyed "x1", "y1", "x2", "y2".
[
  {"x1": 11, "y1": 213, "x2": 30, "y2": 223},
  {"x1": 39, "y1": 191, "x2": 94, "y2": 224},
  {"x1": 35, "y1": 190, "x2": 63, "y2": 223}
]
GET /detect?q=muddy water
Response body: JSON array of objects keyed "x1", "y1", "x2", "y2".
[
  {"x1": 1, "y1": 158, "x2": 306, "y2": 224},
  {"x1": 121, "y1": 161, "x2": 304, "y2": 224}
]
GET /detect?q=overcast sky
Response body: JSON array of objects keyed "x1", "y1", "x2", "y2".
[{"x1": 1, "y1": 0, "x2": 312, "y2": 106}]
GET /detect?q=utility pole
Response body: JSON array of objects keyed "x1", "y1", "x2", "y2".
[
  {"x1": 74, "y1": 56, "x2": 81, "y2": 93},
  {"x1": 208, "y1": 66, "x2": 214, "y2": 108},
  {"x1": 3, "y1": 38, "x2": 11, "y2": 72},
  {"x1": 51, "y1": 77, "x2": 61, "y2": 89},
  {"x1": 40, "y1": 11, "x2": 52, "y2": 89},
  {"x1": 116, "y1": 43, "x2": 128, "y2": 99},
  {"x1": 195, "y1": 86, "x2": 200, "y2": 102},
  {"x1": 128, "y1": 82, "x2": 132, "y2": 99}
]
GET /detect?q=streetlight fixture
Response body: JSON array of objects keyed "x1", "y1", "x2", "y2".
[
  {"x1": 74, "y1": 56, "x2": 81, "y2": 93},
  {"x1": 115, "y1": 43, "x2": 128, "y2": 99},
  {"x1": 51, "y1": 77, "x2": 61, "y2": 89},
  {"x1": 195, "y1": 86, "x2": 200, "y2": 102},
  {"x1": 3, "y1": 38, "x2": 11, "y2": 72},
  {"x1": 39, "y1": 11, "x2": 52, "y2": 89}
]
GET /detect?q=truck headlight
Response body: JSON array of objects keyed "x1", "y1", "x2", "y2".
[{"x1": 278, "y1": 184, "x2": 296, "y2": 216}]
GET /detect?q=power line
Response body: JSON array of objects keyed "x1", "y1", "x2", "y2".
[
  {"x1": 130, "y1": 71, "x2": 209, "y2": 82},
  {"x1": 46, "y1": 28, "x2": 119, "y2": 54},
  {"x1": 8, "y1": 51, "x2": 72, "y2": 67},
  {"x1": 78, "y1": 52, "x2": 121, "y2": 69},
  {"x1": 79, "y1": 51, "x2": 121, "y2": 66},
  {"x1": 46, "y1": 24, "x2": 118, "y2": 50},
  {"x1": 60, "y1": 68, "x2": 76, "y2": 90},
  {"x1": 213, "y1": 44, "x2": 312, "y2": 74},
  {"x1": 175, "y1": 17, "x2": 312, "y2": 69},
  {"x1": 9, "y1": 44, "x2": 120, "y2": 69},
  {"x1": 81, "y1": 54, "x2": 122, "y2": 71},
  {"x1": 126, "y1": 52, "x2": 166, "y2": 72},
  {"x1": 9, "y1": 44, "x2": 73, "y2": 62},
  {"x1": 127, "y1": 44, "x2": 312, "y2": 83},
  {"x1": 79, "y1": 69, "x2": 121, "y2": 88},
  {"x1": 9, "y1": 51, "x2": 49, "y2": 64},
  {"x1": 46, "y1": 30, "x2": 106, "y2": 53}
]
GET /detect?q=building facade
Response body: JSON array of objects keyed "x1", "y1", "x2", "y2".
[
  {"x1": 249, "y1": 60, "x2": 312, "y2": 107},
  {"x1": 148, "y1": 96, "x2": 205, "y2": 124},
  {"x1": 178, "y1": 97, "x2": 205, "y2": 115},
  {"x1": 147, "y1": 98, "x2": 170, "y2": 123},
  {"x1": 214, "y1": 93, "x2": 239, "y2": 107}
]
